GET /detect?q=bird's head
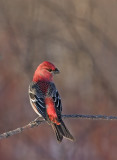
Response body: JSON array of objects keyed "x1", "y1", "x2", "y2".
[{"x1": 33, "y1": 61, "x2": 60, "y2": 82}]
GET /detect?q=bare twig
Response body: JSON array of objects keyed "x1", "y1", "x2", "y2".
[
  {"x1": 62, "y1": 114, "x2": 117, "y2": 120},
  {"x1": 0, "y1": 114, "x2": 117, "y2": 140},
  {"x1": 0, "y1": 119, "x2": 45, "y2": 140}
]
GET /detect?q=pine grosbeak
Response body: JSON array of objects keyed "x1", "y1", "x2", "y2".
[{"x1": 29, "y1": 61, "x2": 74, "y2": 142}]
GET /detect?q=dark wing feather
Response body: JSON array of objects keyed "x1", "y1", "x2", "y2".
[
  {"x1": 29, "y1": 82, "x2": 47, "y2": 119},
  {"x1": 35, "y1": 97, "x2": 46, "y2": 118},
  {"x1": 52, "y1": 89, "x2": 62, "y2": 121}
]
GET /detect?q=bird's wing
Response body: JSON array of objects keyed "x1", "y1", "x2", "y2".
[
  {"x1": 50, "y1": 83, "x2": 62, "y2": 121},
  {"x1": 29, "y1": 82, "x2": 47, "y2": 119},
  {"x1": 29, "y1": 82, "x2": 62, "y2": 121}
]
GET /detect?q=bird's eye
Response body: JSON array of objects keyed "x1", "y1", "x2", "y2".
[{"x1": 47, "y1": 69, "x2": 52, "y2": 72}]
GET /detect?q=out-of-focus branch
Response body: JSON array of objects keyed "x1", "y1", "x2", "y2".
[{"x1": 0, "y1": 114, "x2": 117, "y2": 140}]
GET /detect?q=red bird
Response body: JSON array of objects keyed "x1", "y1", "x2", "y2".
[{"x1": 29, "y1": 61, "x2": 74, "y2": 142}]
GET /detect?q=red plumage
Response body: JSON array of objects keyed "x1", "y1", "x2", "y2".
[{"x1": 45, "y1": 97, "x2": 60, "y2": 125}]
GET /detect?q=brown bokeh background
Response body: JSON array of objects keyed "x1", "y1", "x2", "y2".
[{"x1": 0, "y1": 0, "x2": 117, "y2": 159}]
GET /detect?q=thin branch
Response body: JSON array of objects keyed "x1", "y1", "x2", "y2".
[
  {"x1": 62, "y1": 114, "x2": 117, "y2": 120},
  {"x1": 0, "y1": 114, "x2": 117, "y2": 140},
  {"x1": 0, "y1": 119, "x2": 45, "y2": 140}
]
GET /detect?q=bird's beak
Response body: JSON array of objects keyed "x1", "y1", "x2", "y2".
[{"x1": 53, "y1": 68, "x2": 60, "y2": 74}]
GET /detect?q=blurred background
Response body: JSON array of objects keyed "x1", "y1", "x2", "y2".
[{"x1": 0, "y1": 0, "x2": 117, "y2": 159}]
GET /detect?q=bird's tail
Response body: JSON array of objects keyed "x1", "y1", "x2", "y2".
[{"x1": 51, "y1": 120, "x2": 74, "y2": 143}]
